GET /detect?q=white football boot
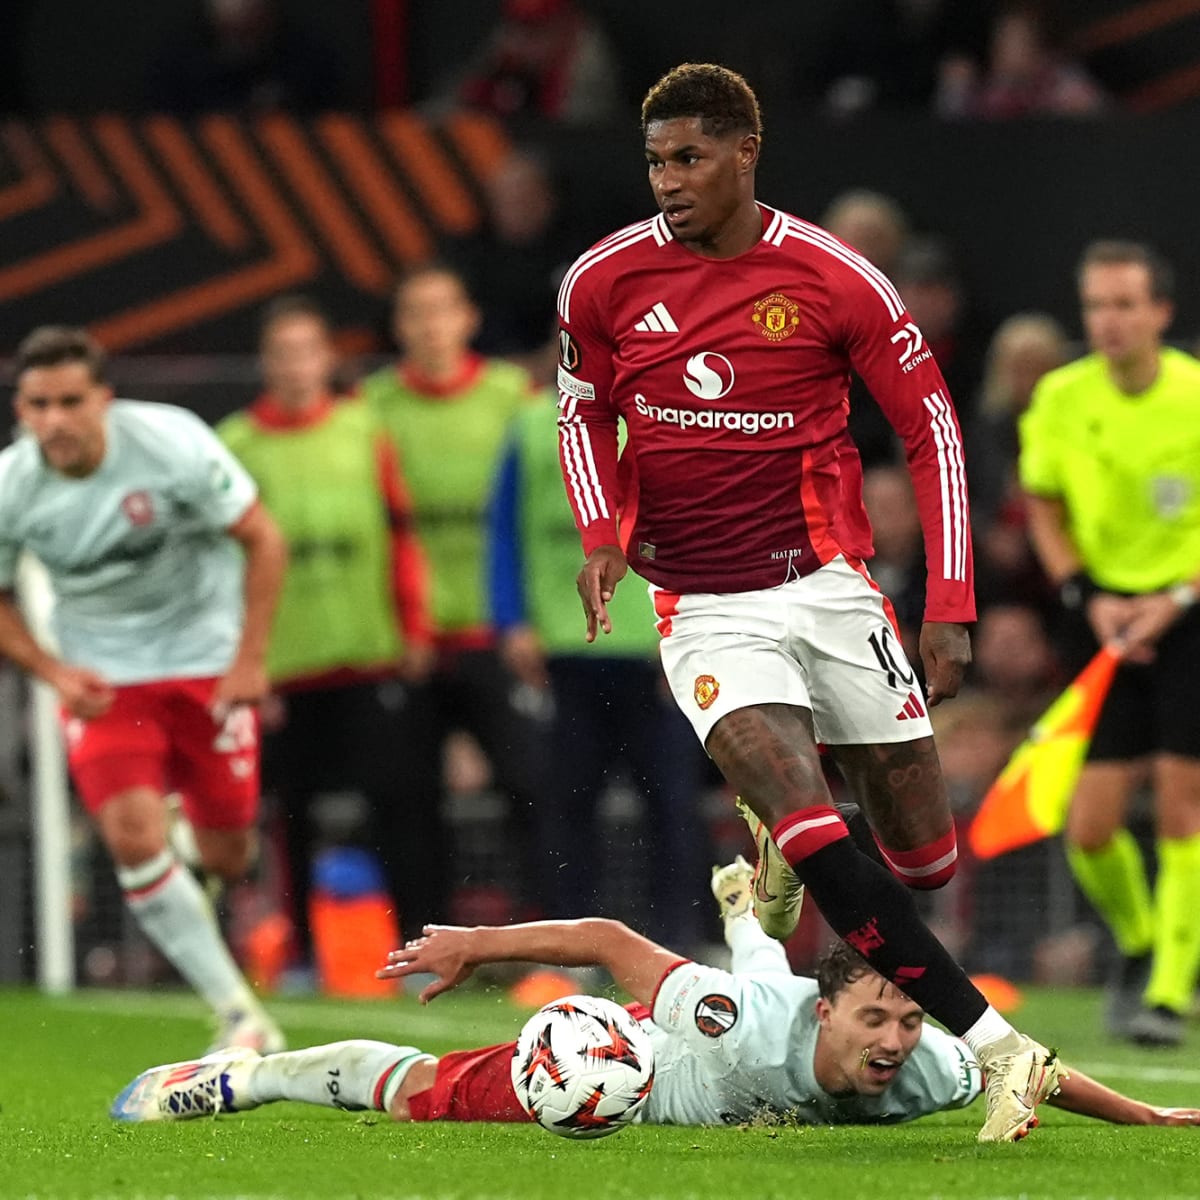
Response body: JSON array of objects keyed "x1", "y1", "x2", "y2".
[
  {"x1": 976, "y1": 1034, "x2": 1065, "y2": 1143},
  {"x1": 110, "y1": 1048, "x2": 260, "y2": 1122},
  {"x1": 735, "y1": 797, "x2": 805, "y2": 940}
]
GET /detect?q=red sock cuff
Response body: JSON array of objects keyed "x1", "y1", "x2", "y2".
[
  {"x1": 772, "y1": 806, "x2": 850, "y2": 866},
  {"x1": 122, "y1": 863, "x2": 178, "y2": 901},
  {"x1": 875, "y1": 827, "x2": 958, "y2": 889},
  {"x1": 372, "y1": 1057, "x2": 409, "y2": 1111}
]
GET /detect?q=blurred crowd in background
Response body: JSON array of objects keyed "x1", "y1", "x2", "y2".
[
  {"x1": 0, "y1": 0, "x2": 1172, "y2": 120},
  {"x1": 2, "y1": 0, "x2": 1197, "y2": 995}
]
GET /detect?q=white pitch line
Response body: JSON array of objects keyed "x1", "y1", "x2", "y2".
[
  {"x1": 44, "y1": 990, "x2": 524, "y2": 1042},
  {"x1": 1070, "y1": 1059, "x2": 1200, "y2": 1085}
]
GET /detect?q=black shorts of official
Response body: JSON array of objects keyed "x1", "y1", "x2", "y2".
[{"x1": 1061, "y1": 607, "x2": 1200, "y2": 763}]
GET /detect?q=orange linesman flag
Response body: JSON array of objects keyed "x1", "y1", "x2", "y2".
[{"x1": 968, "y1": 646, "x2": 1120, "y2": 860}]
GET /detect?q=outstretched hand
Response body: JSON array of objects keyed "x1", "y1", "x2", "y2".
[
  {"x1": 377, "y1": 925, "x2": 478, "y2": 1004},
  {"x1": 1150, "y1": 1107, "x2": 1200, "y2": 1126},
  {"x1": 919, "y1": 621, "x2": 971, "y2": 708},
  {"x1": 576, "y1": 545, "x2": 629, "y2": 642}
]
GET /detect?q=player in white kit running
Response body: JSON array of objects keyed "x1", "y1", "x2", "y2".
[
  {"x1": 112, "y1": 862, "x2": 1200, "y2": 1131},
  {"x1": 0, "y1": 327, "x2": 288, "y2": 1052}
]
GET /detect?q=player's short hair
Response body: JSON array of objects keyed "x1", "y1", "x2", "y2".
[
  {"x1": 259, "y1": 294, "x2": 330, "y2": 344},
  {"x1": 815, "y1": 942, "x2": 877, "y2": 1001},
  {"x1": 641, "y1": 63, "x2": 762, "y2": 141},
  {"x1": 392, "y1": 261, "x2": 472, "y2": 310},
  {"x1": 15, "y1": 326, "x2": 108, "y2": 383},
  {"x1": 1078, "y1": 240, "x2": 1174, "y2": 302},
  {"x1": 820, "y1": 189, "x2": 908, "y2": 239}
]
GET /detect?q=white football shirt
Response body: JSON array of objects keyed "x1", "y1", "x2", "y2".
[
  {"x1": 641, "y1": 922, "x2": 982, "y2": 1127},
  {"x1": 0, "y1": 400, "x2": 257, "y2": 684}
]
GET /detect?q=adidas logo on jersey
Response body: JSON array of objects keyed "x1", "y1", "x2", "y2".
[
  {"x1": 894, "y1": 691, "x2": 926, "y2": 721},
  {"x1": 634, "y1": 302, "x2": 679, "y2": 333}
]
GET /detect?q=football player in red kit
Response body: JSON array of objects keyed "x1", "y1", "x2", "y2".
[{"x1": 555, "y1": 62, "x2": 1058, "y2": 1144}]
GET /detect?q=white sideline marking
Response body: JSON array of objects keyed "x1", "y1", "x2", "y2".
[
  {"x1": 1071, "y1": 1059, "x2": 1200, "y2": 1085},
  {"x1": 45, "y1": 990, "x2": 522, "y2": 1042}
]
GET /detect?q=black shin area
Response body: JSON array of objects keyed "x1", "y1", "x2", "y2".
[{"x1": 794, "y1": 836, "x2": 985, "y2": 1034}]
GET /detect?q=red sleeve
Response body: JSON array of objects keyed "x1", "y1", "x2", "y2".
[
  {"x1": 834, "y1": 265, "x2": 976, "y2": 624},
  {"x1": 649, "y1": 958, "x2": 692, "y2": 1013},
  {"x1": 556, "y1": 272, "x2": 622, "y2": 555},
  {"x1": 375, "y1": 436, "x2": 435, "y2": 645}
]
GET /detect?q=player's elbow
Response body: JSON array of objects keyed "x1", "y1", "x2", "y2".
[
  {"x1": 571, "y1": 917, "x2": 640, "y2": 964},
  {"x1": 230, "y1": 501, "x2": 286, "y2": 554},
  {"x1": 574, "y1": 916, "x2": 634, "y2": 946}
]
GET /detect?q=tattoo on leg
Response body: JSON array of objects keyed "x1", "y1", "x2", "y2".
[
  {"x1": 832, "y1": 738, "x2": 952, "y2": 850},
  {"x1": 705, "y1": 704, "x2": 830, "y2": 827}
]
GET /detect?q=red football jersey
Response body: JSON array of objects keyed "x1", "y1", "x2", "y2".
[{"x1": 556, "y1": 203, "x2": 974, "y2": 624}]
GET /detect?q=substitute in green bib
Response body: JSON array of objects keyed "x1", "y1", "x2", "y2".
[
  {"x1": 360, "y1": 265, "x2": 552, "y2": 920},
  {"x1": 488, "y1": 396, "x2": 710, "y2": 949},
  {"x1": 1020, "y1": 240, "x2": 1200, "y2": 1046},
  {"x1": 219, "y1": 296, "x2": 440, "y2": 962}
]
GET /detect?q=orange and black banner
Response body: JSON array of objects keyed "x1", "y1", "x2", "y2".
[{"x1": 0, "y1": 110, "x2": 509, "y2": 352}]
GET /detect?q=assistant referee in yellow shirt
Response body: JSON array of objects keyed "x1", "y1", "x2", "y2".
[{"x1": 1020, "y1": 240, "x2": 1200, "y2": 1047}]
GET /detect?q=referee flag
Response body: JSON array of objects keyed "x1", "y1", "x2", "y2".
[{"x1": 968, "y1": 646, "x2": 1120, "y2": 860}]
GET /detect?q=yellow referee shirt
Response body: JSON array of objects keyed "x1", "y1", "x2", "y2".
[{"x1": 1019, "y1": 347, "x2": 1200, "y2": 593}]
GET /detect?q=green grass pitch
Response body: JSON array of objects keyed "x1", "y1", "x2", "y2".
[{"x1": 2, "y1": 984, "x2": 1198, "y2": 1199}]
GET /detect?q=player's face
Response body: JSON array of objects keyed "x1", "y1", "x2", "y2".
[
  {"x1": 260, "y1": 314, "x2": 335, "y2": 407},
  {"x1": 644, "y1": 118, "x2": 758, "y2": 250},
  {"x1": 815, "y1": 974, "x2": 925, "y2": 1097},
  {"x1": 14, "y1": 362, "x2": 112, "y2": 477},
  {"x1": 1080, "y1": 262, "x2": 1171, "y2": 367},
  {"x1": 393, "y1": 272, "x2": 479, "y2": 366}
]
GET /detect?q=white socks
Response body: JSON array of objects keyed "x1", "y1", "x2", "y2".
[
  {"x1": 118, "y1": 849, "x2": 260, "y2": 1018},
  {"x1": 243, "y1": 1041, "x2": 434, "y2": 1112},
  {"x1": 960, "y1": 1006, "x2": 1018, "y2": 1060},
  {"x1": 725, "y1": 911, "x2": 792, "y2": 975}
]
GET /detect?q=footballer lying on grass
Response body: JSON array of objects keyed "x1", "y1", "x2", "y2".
[{"x1": 112, "y1": 860, "x2": 1200, "y2": 1133}]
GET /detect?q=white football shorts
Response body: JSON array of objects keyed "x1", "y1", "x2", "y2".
[{"x1": 653, "y1": 555, "x2": 933, "y2": 747}]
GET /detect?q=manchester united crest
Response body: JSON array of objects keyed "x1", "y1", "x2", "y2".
[
  {"x1": 751, "y1": 292, "x2": 800, "y2": 342},
  {"x1": 694, "y1": 674, "x2": 720, "y2": 710}
]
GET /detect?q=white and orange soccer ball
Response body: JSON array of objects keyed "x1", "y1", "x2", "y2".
[{"x1": 510, "y1": 994, "x2": 655, "y2": 1139}]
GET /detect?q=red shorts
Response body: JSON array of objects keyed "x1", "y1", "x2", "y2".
[
  {"x1": 407, "y1": 1004, "x2": 652, "y2": 1123},
  {"x1": 407, "y1": 1042, "x2": 530, "y2": 1123},
  {"x1": 62, "y1": 676, "x2": 260, "y2": 830}
]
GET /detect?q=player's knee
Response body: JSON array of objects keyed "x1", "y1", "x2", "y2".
[
  {"x1": 1063, "y1": 801, "x2": 1123, "y2": 853},
  {"x1": 101, "y1": 815, "x2": 167, "y2": 867},
  {"x1": 198, "y1": 829, "x2": 256, "y2": 880},
  {"x1": 876, "y1": 827, "x2": 958, "y2": 890},
  {"x1": 108, "y1": 833, "x2": 168, "y2": 870},
  {"x1": 387, "y1": 1058, "x2": 438, "y2": 1122},
  {"x1": 96, "y1": 789, "x2": 167, "y2": 866},
  {"x1": 1064, "y1": 827, "x2": 1111, "y2": 855}
]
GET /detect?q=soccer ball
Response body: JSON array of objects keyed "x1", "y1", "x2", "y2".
[{"x1": 510, "y1": 994, "x2": 655, "y2": 1139}]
